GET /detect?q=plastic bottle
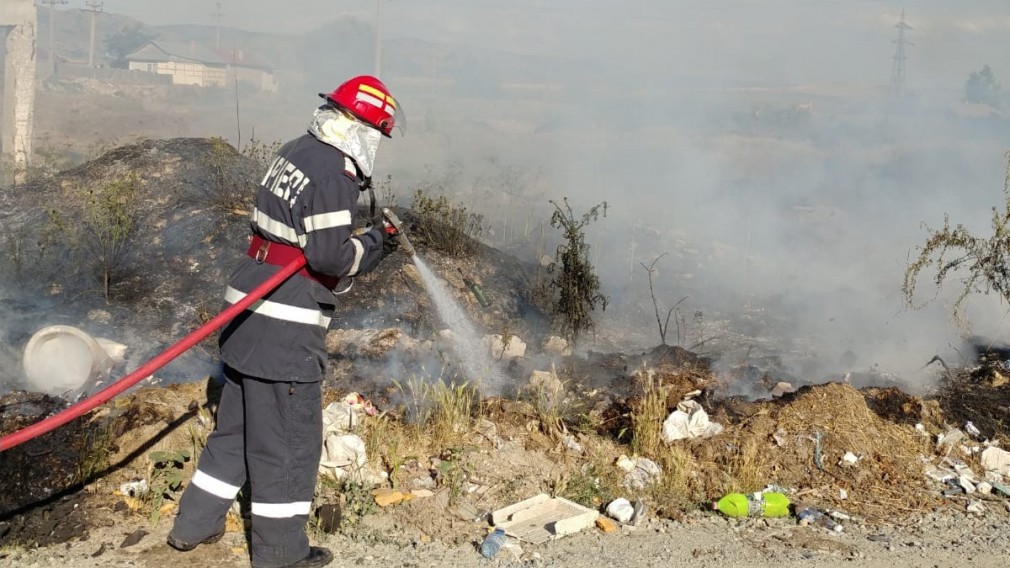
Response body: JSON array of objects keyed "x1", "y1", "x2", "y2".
[
  {"x1": 458, "y1": 268, "x2": 492, "y2": 308},
  {"x1": 714, "y1": 492, "x2": 791, "y2": 518},
  {"x1": 796, "y1": 507, "x2": 843, "y2": 532},
  {"x1": 480, "y1": 527, "x2": 507, "y2": 558}
]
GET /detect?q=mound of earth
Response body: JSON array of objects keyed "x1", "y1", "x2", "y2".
[{"x1": 0, "y1": 137, "x2": 548, "y2": 390}]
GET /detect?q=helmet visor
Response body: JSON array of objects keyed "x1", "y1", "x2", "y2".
[{"x1": 388, "y1": 95, "x2": 406, "y2": 137}]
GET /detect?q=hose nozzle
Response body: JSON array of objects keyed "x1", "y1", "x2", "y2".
[{"x1": 382, "y1": 207, "x2": 416, "y2": 257}]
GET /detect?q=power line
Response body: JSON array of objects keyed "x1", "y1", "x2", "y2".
[
  {"x1": 890, "y1": 9, "x2": 913, "y2": 99},
  {"x1": 212, "y1": 2, "x2": 224, "y2": 49},
  {"x1": 83, "y1": 1, "x2": 104, "y2": 68},
  {"x1": 40, "y1": 0, "x2": 68, "y2": 76}
]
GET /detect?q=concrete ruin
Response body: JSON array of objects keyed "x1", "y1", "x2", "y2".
[{"x1": 0, "y1": 0, "x2": 37, "y2": 176}]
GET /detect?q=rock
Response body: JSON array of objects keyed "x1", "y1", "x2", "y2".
[
  {"x1": 771, "y1": 381, "x2": 795, "y2": 397},
  {"x1": 542, "y1": 336, "x2": 571, "y2": 356},
  {"x1": 484, "y1": 334, "x2": 527, "y2": 359},
  {"x1": 119, "y1": 529, "x2": 147, "y2": 548},
  {"x1": 527, "y1": 369, "x2": 564, "y2": 398}
]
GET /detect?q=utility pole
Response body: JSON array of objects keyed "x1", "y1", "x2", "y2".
[
  {"x1": 41, "y1": 0, "x2": 68, "y2": 76},
  {"x1": 373, "y1": 0, "x2": 383, "y2": 77},
  {"x1": 83, "y1": 1, "x2": 103, "y2": 68},
  {"x1": 890, "y1": 9, "x2": 913, "y2": 99},
  {"x1": 212, "y1": 2, "x2": 224, "y2": 49}
]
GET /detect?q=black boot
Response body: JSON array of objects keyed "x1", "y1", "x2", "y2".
[
  {"x1": 166, "y1": 529, "x2": 225, "y2": 552},
  {"x1": 277, "y1": 546, "x2": 333, "y2": 568}
]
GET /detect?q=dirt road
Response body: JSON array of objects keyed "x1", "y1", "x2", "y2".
[{"x1": 4, "y1": 505, "x2": 1009, "y2": 568}]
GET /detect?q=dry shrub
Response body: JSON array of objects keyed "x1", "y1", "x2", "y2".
[{"x1": 675, "y1": 382, "x2": 938, "y2": 520}]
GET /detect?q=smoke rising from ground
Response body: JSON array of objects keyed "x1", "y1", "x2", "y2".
[{"x1": 11, "y1": 1, "x2": 1010, "y2": 392}]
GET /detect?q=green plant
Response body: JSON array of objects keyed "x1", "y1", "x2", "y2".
[
  {"x1": 904, "y1": 154, "x2": 1010, "y2": 327},
  {"x1": 147, "y1": 449, "x2": 191, "y2": 526},
  {"x1": 560, "y1": 463, "x2": 617, "y2": 510},
  {"x1": 546, "y1": 197, "x2": 609, "y2": 343},
  {"x1": 435, "y1": 449, "x2": 474, "y2": 506},
  {"x1": 75, "y1": 424, "x2": 115, "y2": 485},
  {"x1": 411, "y1": 189, "x2": 486, "y2": 256},
  {"x1": 47, "y1": 175, "x2": 141, "y2": 302}
]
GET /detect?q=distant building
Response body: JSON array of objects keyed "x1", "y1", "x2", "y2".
[{"x1": 124, "y1": 40, "x2": 278, "y2": 92}]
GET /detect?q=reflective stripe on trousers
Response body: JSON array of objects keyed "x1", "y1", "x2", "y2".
[{"x1": 169, "y1": 367, "x2": 323, "y2": 568}]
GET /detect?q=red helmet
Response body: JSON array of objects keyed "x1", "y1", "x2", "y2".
[{"x1": 319, "y1": 75, "x2": 404, "y2": 138}]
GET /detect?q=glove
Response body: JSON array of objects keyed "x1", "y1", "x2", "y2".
[{"x1": 381, "y1": 223, "x2": 399, "y2": 257}]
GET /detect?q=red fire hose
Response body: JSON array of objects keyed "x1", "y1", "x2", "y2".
[{"x1": 0, "y1": 257, "x2": 306, "y2": 452}]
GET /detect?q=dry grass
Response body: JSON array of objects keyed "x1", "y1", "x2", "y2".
[{"x1": 631, "y1": 367, "x2": 667, "y2": 458}]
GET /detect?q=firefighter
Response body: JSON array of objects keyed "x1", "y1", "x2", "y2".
[{"x1": 167, "y1": 76, "x2": 404, "y2": 568}]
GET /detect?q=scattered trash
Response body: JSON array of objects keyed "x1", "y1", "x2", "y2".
[
  {"x1": 372, "y1": 488, "x2": 414, "y2": 508},
  {"x1": 480, "y1": 527, "x2": 507, "y2": 558},
  {"x1": 990, "y1": 480, "x2": 1010, "y2": 498},
  {"x1": 606, "y1": 498, "x2": 635, "y2": 523},
  {"x1": 976, "y1": 481, "x2": 993, "y2": 495},
  {"x1": 966, "y1": 500, "x2": 986, "y2": 515},
  {"x1": 937, "y1": 429, "x2": 965, "y2": 452},
  {"x1": 315, "y1": 503, "x2": 342, "y2": 534},
  {"x1": 661, "y1": 399, "x2": 724, "y2": 442},
  {"x1": 981, "y1": 446, "x2": 1010, "y2": 477},
  {"x1": 714, "y1": 491, "x2": 790, "y2": 518},
  {"x1": 959, "y1": 475, "x2": 977, "y2": 494},
  {"x1": 491, "y1": 494, "x2": 599, "y2": 544},
  {"x1": 839, "y1": 489, "x2": 848, "y2": 500},
  {"x1": 796, "y1": 506, "x2": 843, "y2": 532},
  {"x1": 965, "y1": 421, "x2": 982, "y2": 438},
  {"x1": 318, "y1": 433, "x2": 384, "y2": 485},
  {"x1": 595, "y1": 516, "x2": 619, "y2": 533},
  {"x1": 562, "y1": 434, "x2": 584, "y2": 454},
  {"x1": 119, "y1": 479, "x2": 149, "y2": 497},
  {"x1": 615, "y1": 455, "x2": 637, "y2": 472},
  {"x1": 772, "y1": 428, "x2": 789, "y2": 447},
  {"x1": 839, "y1": 452, "x2": 859, "y2": 467},
  {"x1": 914, "y1": 423, "x2": 929, "y2": 437},
  {"x1": 924, "y1": 466, "x2": 957, "y2": 483},
  {"x1": 828, "y1": 510, "x2": 852, "y2": 521},
  {"x1": 631, "y1": 498, "x2": 647, "y2": 525},
  {"x1": 813, "y1": 431, "x2": 824, "y2": 470},
  {"x1": 617, "y1": 456, "x2": 662, "y2": 490},
  {"x1": 322, "y1": 393, "x2": 376, "y2": 436}
]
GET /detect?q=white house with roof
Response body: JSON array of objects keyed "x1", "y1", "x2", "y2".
[{"x1": 125, "y1": 40, "x2": 278, "y2": 92}]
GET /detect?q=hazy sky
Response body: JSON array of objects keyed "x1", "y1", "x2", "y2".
[{"x1": 94, "y1": 0, "x2": 1010, "y2": 89}]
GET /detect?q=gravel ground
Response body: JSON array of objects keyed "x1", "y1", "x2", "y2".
[{"x1": 4, "y1": 505, "x2": 1010, "y2": 568}]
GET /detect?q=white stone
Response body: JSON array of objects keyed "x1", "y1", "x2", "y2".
[{"x1": 484, "y1": 334, "x2": 527, "y2": 359}]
